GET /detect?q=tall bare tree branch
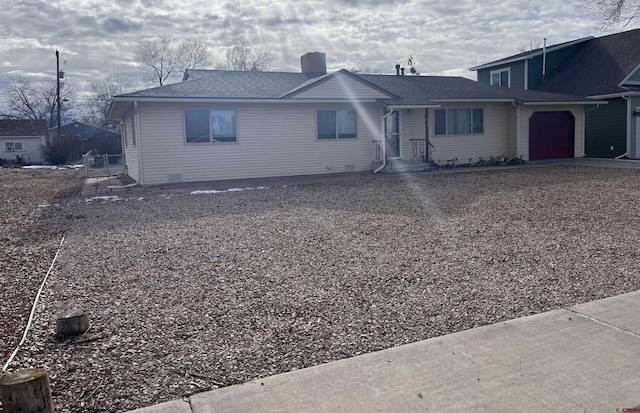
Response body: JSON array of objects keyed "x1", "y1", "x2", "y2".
[
  {"x1": 582, "y1": 0, "x2": 640, "y2": 27},
  {"x1": 225, "y1": 40, "x2": 275, "y2": 71},
  {"x1": 2, "y1": 75, "x2": 75, "y2": 127},
  {"x1": 179, "y1": 39, "x2": 212, "y2": 70},
  {"x1": 84, "y1": 74, "x2": 135, "y2": 128}
]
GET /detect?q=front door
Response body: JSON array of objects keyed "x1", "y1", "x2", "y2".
[{"x1": 385, "y1": 111, "x2": 400, "y2": 158}]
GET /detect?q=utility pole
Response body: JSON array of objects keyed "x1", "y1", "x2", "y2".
[{"x1": 56, "y1": 50, "x2": 61, "y2": 140}]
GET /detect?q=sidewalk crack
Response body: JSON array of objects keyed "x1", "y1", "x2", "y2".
[{"x1": 564, "y1": 307, "x2": 640, "y2": 338}]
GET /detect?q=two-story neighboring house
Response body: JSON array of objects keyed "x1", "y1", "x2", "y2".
[{"x1": 470, "y1": 29, "x2": 640, "y2": 159}]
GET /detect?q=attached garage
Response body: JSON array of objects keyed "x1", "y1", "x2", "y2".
[{"x1": 528, "y1": 111, "x2": 575, "y2": 161}]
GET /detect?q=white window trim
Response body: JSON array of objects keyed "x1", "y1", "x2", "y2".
[
  {"x1": 5, "y1": 141, "x2": 24, "y2": 152},
  {"x1": 490, "y1": 67, "x2": 511, "y2": 88},
  {"x1": 434, "y1": 108, "x2": 485, "y2": 136},
  {"x1": 316, "y1": 109, "x2": 358, "y2": 141},
  {"x1": 183, "y1": 109, "x2": 238, "y2": 144}
]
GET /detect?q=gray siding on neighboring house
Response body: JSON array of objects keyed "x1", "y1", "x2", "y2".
[
  {"x1": 626, "y1": 67, "x2": 640, "y2": 82},
  {"x1": 135, "y1": 102, "x2": 381, "y2": 185},
  {"x1": 584, "y1": 98, "x2": 627, "y2": 158},
  {"x1": 477, "y1": 60, "x2": 526, "y2": 89},
  {"x1": 631, "y1": 96, "x2": 640, "y2": 158}
]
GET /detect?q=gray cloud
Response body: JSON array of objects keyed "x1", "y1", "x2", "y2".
[
  {"x1": 0, "y1": 0, "x2": 633, "y2": 105},
  {"x1": 102, "y1": 17, "x2": 143, "y2": 34}
]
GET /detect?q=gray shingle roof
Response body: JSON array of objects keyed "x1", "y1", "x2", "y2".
[
  {"x1": 535, "y1": 29, "x2": 640, "y2": 96},
  {"x1": 0, "y1": 119, "x2": 48, "y2": 137},
  {"x1": 120, "y1": 70, "x2": 325, "y2": 99},
  {"x1": 116, "y1": 69, "x2": 596, "y2": 105},
  {"x1": 362, "y1": 75, "x2": 594, "y2": 104},
  {"x1": 468, "y1": 36, "x2": 594, "y2": 71}
]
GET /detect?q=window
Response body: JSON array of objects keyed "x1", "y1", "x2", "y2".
[
  {"x1": 5, "y1": 142, "x2": 23, "y2": 151},
  {"x1": 317, "y1": 110, "x2": 357, "y2": 139},
  {"x1": 185, "y1": 110, "x2": 236, "y2": 143},
  {"x1": 434, "y1": 108, "x2": 484, "y2": 135},
  {"x1": 490, "y1": 68, "x2": 510, "y2": 87}
]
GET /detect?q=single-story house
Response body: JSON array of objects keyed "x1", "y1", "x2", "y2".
[
  {"x1": 0, "y1": 119, "x2": 47, "y2": 164},
  {"x1": 108, "y1": 53, "x2": 603, "y2": 185},
  {"x1": 469, "y1": 28, "x2": 640, "y2": 158}
]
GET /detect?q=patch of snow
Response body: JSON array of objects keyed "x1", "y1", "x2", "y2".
[
  {"x1": 86, "y1": 195, "x2": 123, "y2": 203},
  {"x1": 191, "y1": 186, "x2": 271, "y2": 195},
  {"x1": 23, "y1": 165, "x2": 60, "y2": 169}
]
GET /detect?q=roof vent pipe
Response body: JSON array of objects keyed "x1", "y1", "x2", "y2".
[
  {"x1": 542, "y1": 37, "x2": 547, "y2": 83},
  {"x1": 395, "y1": 64, "x2": 401, "y2": 75},
  {"x1": 401, "y1": 67, "x2": 405, "y2": 76}
]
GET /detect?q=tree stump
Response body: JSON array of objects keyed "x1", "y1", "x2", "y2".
[
  {"x1": 0, "y1": 368, "x2": 54, "y2": 413},
  {"x1": 56, "y1": 308, "x2": 89, "y2": 336}
]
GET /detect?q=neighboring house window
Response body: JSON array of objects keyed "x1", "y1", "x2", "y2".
[
  {"x1": 317, "y1": 110, "x2": 357, "y2": 139},
  {"x1": 490, "y1": 68, "x2": 510, "y2": 87},
  {"x1": 185, "y1": 110, "x2": 237, "y2": 143},
  {"x1": 130, "y1": 114, "x2": 137, "y2": 146},
  {"x1": 5, "y1": 142, "x2": 23, "y2": 151},
  {"x1": 434, "y1": 109, "x2": 484, "y2": 135}
]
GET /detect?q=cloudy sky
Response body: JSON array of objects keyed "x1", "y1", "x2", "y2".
[{"x1": 0, "y1": 0, "x2": 636, "y2": 106}]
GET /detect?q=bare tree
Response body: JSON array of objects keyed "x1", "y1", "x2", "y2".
[
  {"x1": 518, "y1": 40, "x2": 543, "y2": 53},
  {"x1": 1, "y1": 75, "x2": 75, "y2": 127},
  {"x1": 582, "y1": 0, "x2": 640, "y2": 26},
  {"x1": 135, "y1": 35, "x2": 213, "y2": 86},
  {"x1": 179, "y1": 38, "x2": 212, "y2": 70},
  {"x1": 225, "y1": 40, "x2": 275, "y2": 71},
  {"x1": 84, "y1": 74, "x2": 135, "y2": 128},
  {"x1": 135, "y1": 34, "x2": 180, "y2": 86}
]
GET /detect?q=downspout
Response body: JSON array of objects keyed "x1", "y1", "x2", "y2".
[
  {"x1": 542, "y1": 38, "x2": 547, "y2": 83},
  {"x1": 616, "y1": 96, "x2": 631, "y2": 159},
  {"x1": 374, "y1": 108, "x2": 394, "y2": 173},
  {"x1": 134, "y1": 101, "x2": 145, "y2": 185},
  {"x1": 512, "y1": 101, "x2": 522, "y2": 159}
]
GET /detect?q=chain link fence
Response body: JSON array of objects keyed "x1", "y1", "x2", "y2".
[{"x1": 82, "y1": 153, "x2": 125, "y2": 178}]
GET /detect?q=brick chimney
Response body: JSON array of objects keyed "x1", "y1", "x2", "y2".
[{"x1": 301, "y1": 52, "x2": 327, "y2": 74}]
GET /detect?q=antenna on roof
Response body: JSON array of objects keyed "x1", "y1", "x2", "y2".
[{"x1": 542, "y1": 38, "x2": 547, "y2": 83}]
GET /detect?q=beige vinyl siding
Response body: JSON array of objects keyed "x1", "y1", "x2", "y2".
[
  {"x1": 292, "y1": 75, "x2": 390, "y2": 99},
  {"x1": 122, "y1": 113, "x2": 140, "y2": 182},
  {"x1": 517, "y1": 105, "x2": 584, "y2": 160},
  {"x1": 427, "y1": 103, "x2": 514, "y2": 163},
  {"x1": 136, "y1": 102, "x2": 381, "y2": 185},
  {"x1": 400, "y1": 109, "x2": 427, "y2": 160}
]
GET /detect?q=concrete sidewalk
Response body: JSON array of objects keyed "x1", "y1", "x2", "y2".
[{"x1": 131, "y1": 291, "x2": 640, "y2": 412}]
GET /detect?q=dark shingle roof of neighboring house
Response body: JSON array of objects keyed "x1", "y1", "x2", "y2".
[
  {"x1": 468, "y1": 36, "x2": 594, "y2": 71},
  {"x1": 49, "y1": 121, "x2": 120, "y2": 140},
  {"x1": 0, "y1": 119, "x2": 48, "y2": 136},
  {"x1": 535, "y1": 29, "x2": 640, "y2": 96}
]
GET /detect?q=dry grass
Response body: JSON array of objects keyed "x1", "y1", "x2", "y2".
[{"x1": 4, "y1": 165, "x2": 640, "y2": 412}]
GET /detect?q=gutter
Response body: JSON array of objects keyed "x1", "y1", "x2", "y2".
[{"x1": 373, "y1": 108, "x2": 395, "y2": 173}]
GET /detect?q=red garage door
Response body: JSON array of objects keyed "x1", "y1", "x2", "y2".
[{"x1": 529, "y1": 111, "x2": 575, "y2": 161}]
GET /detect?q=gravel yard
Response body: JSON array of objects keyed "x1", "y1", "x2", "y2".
[
  {"x1": 1, "y1": 167, "x2": 85, "y2": 364},
  {"x1": 4, "y1": 165, "x2": 640, "y2": 412}
]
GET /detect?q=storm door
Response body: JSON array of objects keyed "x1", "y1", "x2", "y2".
[{"x1": 385, "y1": 111, "x2": 400, "y2": 158}]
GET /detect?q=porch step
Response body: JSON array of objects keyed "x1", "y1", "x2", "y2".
[{"x1": 373, "y1": 160, "x2": 433, "y2": 173}]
